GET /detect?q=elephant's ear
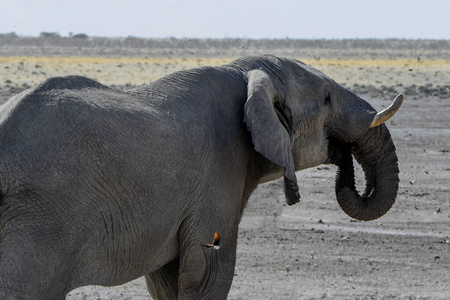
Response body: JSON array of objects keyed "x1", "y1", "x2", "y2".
[{"x1": 243, "y1": 69, "x2": 300, "y2": 205}]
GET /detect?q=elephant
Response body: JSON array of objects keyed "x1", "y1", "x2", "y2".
[{"x1": 0, "y1": 55, "x2": 402, "y2": 299}]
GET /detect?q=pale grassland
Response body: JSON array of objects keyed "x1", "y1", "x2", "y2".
[
  {"x1": 1, "y1": 56, "x2": 449, "y2": 89},
  {"x1": 0, "y1": 57, "x2": 232, "y2": 87},
  {"x1": 308, "y1": 58, "x2": 450, "y2": 88}
]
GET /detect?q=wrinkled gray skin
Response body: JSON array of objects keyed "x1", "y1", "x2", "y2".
[{"x1": 0, "y1": 55, "x2": 400, "y2": 299}]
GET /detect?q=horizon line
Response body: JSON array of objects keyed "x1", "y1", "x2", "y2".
[{"x1": 1, "y1": 33, "x2": 449, "y2": 42}]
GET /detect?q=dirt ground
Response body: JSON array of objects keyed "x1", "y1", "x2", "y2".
[{"x1": 0, "y1": 48, "x2": 449, "y2": 299}]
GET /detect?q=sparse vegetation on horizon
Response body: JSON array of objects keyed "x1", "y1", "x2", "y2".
[{"x1": 1, "y1": 34, "x2": 449, "y2": 59}]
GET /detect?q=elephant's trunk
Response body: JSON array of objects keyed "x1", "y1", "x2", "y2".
[{"x1": 335, "y1": 124, "x2": 399, "y2": 221}]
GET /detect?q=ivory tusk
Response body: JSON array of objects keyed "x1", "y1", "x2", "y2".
[{"x1": 369, "y1": 94, "x2": 403, "y2": 128}]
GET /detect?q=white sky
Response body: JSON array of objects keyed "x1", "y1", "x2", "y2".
[{"x1": 0, "y1": 0, "x2": 449, "y2": 39}]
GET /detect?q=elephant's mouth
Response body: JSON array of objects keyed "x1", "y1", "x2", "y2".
[{"x1": 326, "y1": 137, "x2": 351, "y2": 166}]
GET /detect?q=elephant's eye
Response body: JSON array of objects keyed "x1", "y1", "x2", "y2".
[{"x1": 324, "y1": 95, "x2": 332, "y2": 106}]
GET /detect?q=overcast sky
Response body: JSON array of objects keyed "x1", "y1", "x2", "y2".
[{"x1": 1, "y1": 0, "x2": 449, "y2": 39}]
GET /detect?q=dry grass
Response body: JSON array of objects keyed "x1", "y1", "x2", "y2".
[
  {"x1": 304, "y1": 58, "x2": 450, "y2": 89},
  {"x1": 0, "y1": 56, "x2": 232, "y2": 66},
  {"x1": 1, "y1": 56, "x2": 449, "y2": 91},
  {"x1": 0, "y1": 56, "x2": 232, "y2": 87}
]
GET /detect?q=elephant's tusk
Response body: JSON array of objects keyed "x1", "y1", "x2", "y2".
[{"x1": 369, "y1": 94, "x2": 403, "y2": 128}]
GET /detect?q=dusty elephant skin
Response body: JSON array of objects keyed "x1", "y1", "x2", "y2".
[{"x1": 0, "y1": 55, "x2": 402, "y2": 299}]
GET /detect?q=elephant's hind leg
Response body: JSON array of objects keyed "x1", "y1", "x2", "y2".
[{"x1": 145, "y1": 259, "x2": 179, "y2": 299}]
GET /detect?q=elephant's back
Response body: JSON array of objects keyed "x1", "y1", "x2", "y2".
[
  {"x1": 0, "y1": 70, "x2": 249, "y2": 190},
  {"x1": 0, "y1": 71, "x2": 241, "y2": 203}
]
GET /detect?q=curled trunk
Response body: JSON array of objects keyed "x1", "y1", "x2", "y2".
[{"x1": 335, "y1": 124, "x2": 399, "y2": 221}]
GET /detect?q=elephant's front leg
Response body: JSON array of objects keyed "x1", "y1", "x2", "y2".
[
  {"x1": 178, "y1": 228, "x2": 238, "y2": 300},
  {"x1": 146, "y1": 231, "x2": 238, "y2": 300},
  {"x1": 145, "y1": 221, "x2": 239, "y2": 300}
]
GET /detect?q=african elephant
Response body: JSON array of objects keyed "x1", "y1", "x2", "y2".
[{"x1": 0, "y1": 55, "x2": 402, "y2": 299}]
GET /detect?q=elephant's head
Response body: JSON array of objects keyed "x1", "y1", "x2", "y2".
[{"x1": 235, "y1": 55, "x2": 402, "y2": 221}]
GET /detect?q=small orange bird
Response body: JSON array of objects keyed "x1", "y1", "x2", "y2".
[{"x1": 201, "y1": 231, "x2": 221, "y2": 250}]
